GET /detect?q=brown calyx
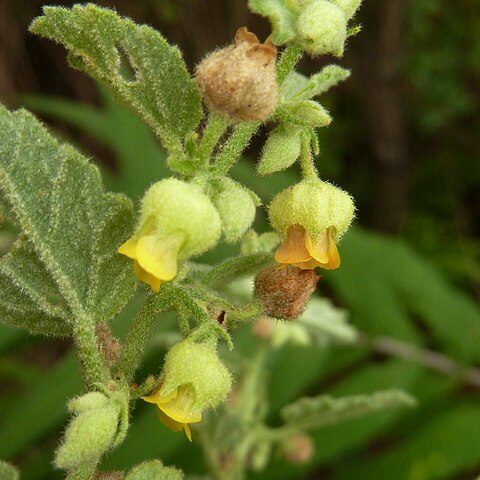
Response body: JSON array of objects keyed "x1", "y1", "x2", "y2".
[{"x1": 254, "y1": 265, "x2": 320, "y2": 320}]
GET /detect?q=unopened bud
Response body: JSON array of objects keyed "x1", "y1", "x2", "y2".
[
  {"x1": 254, "y1": 266, "x2": 320, "y2": 319},
  {"x1": 252, "y1": 315, "x2": 276, "y2": 339},
  {"x1": 280, "y1": 433, "x2": 315, "y2": 464},
  {"x1": 55, "y1": 405, "x2": 120, "y2": 469},
  {"x1": 296, "y1": 0, "x2": 347, "y2": 57},
  {"x1": 196, "y1": 27, "x2": 278, "y2": 121}
]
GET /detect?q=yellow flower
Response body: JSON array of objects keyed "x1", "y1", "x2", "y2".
[
  {"x1": 118, "y1": 178, "x2": 222, "y2": 290},
  {"x1": 142, "y1": 384, "x2": 201, "y2": 442},
  {"x1": 275, "y1": 224, "x2": 340, "y2": 270},
  {"x1": 268, "y1": 180, "x2": 355, "y2": 271},
  {"x1": 142, "y1": 340, "x2": 232, "y2": 442},
  {"x1": 118, "y1": 233, "x2": 185, "y2": 291}
]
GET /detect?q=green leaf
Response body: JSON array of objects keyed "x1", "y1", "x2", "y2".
[
  {"x1": 289, "y1": 65, "x2": 351, "y2": 102},
  {"x1": 0, "y1": 105, "x2": 136, "y2": 335},
  {"x1": 30, "y1": 4, "x2": 202, "y2": 151},
  {"x1": 257, "y1": 125, "x2": 302, "y2": 175},
  {"x1": 248, "y1": 0, "x2": 298, "y2": 45},
  {"x1": 125, "y1": 460, "x2": 184, "y2": 480},
  {"x1": 0, "y1": 460, "x2": 19, "y2": 480},
  {"x1": 280, "y1": 100, "x2": 332, "y2": 128},
  {"x1": 280, "y1": 389, "x2": 416, "y2": 431}
]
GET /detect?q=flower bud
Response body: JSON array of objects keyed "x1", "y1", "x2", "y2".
[
  {"x1": 125, "y1": 460, "x2": 183, "y2": 480},
  {"x1": 268, "y1": 179, "x2": 355, "y2": 270},
  {"x1": 255, "y1": 265, "x2": 320, "y2": 319},
  {"x1": 118, "y1": 178, "x2": 222, "y2": 290},
  {"x1": 279, "y1": 433, "x2": 315, "y2": 464},
  {"x1": 330, "y1": 0, "x2": 362, "y2": 20},
  {"x1": 143, "y1": 340, "x2": 232, "y2": 441},
  {"x1": 196, "y1": 27, "x2": 278, "y2": 121},
  {"x1": 296, "y1": 0, "x2": 347, "y2": 57},
  {"x1": 55, "y1": 404, "x2": 120, "y2": 469},
  {"x1": 210, "y1": 177, "x2": 258, "y2": 243}
]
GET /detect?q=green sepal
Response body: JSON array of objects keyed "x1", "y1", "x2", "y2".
[
  {"x1": 280, "y1": 390, "x2": 416, "y2": 432},
  {"x1": 287, "y1": 65, "x2": 351, "y2": 102},
  {"x1": 0, "y1": 460, "x2": 19, "y2": 480},
  {"x1": 30, "y1": 4, "x2": 202, "y2": 151},
  {"x1": 248, "y1": 0, "x2": 298, "y2": 45},
  {"x1": 125, "y1": 460, "x2": 184, "y2": 480},
  {"x1": 257, "y1": 125, "x2": 302, "y2": 175},
  {"x1": 279, "y1": 101, "x2": 332, "y2": 128},
  {"x1": 0, "y1": 105, "x2": 136, "y2": 336}
]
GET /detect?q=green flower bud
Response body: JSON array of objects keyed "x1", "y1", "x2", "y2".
[
  {"x1": 68, "y1": 391, "x2": 110, "y2": 414},
  {"x1": 269, "y1": 179, "x2": 354, "y2": 241},
  {"x1": 196, "y1": 27, "x2": 278, "y2": 121},
  {"x1": 125, "y1": 460, "x2": 184, "y2": 480},
  {"x1": 118, "y1": 178, "x2": 222, "y2": 290},
  {"x1": 55, "y1": 405, "x2": 120, "y2": 469},
  {"x1": 143, "y1": 340, "x2": 232, "y2": 441},
  {"x1": 257, "y1": 125, "x2": 302, "y2": 176},
  {"x1": 210, "y1": 178, "x2": 258, "y2": 243},
  {"x1": 268, "y1": 180, "x2": 354, "y2": 270},
  {"x1": 329, "y1": 0, "x2": 362, "y2": 20},
  {"x1": 296, "y1": 0, "x2": 347, "y2": 57}
]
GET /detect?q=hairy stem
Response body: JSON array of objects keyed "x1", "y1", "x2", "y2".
[
  {"x1": 198, "y1": 113, "x2": 230, "y2": 165},
  {"x1": 116, "y1": 291, "x2": 170, "y2": 382},
  {"x1": 211, "y1": 122, "x2": 259, "y2": 175},
  {"x1": 73, "y1": 315, "x2": 108, "y2": 386},
  {"x1": 299, "y1": 132, "x2": 318, "y2": 180}
]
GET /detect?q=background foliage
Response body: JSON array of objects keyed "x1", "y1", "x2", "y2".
[{"x1": 0, "y1": 0, "x2": 479, "y2": 479}]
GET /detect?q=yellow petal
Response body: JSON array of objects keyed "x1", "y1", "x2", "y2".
[
  {"x1": 159, "y1": 385, "x2": 202, "y2": 424},
  {"x1": 134, "y1": 261, "x2": 163, "y2": 291},
  {"x1": 117, "y1": 237, "x2": 138, "y2": 259},
  {"x1": 135, "y1": 235, "x2": 180, "y2": 282},
  {"x1": 156, "y1": 407, "x2": 184, "y2": 432},
  {"x1": 305, "y1": 227, "x2": 340, "y2": 270},
  {"x1": 275, "y1": 225, "x2": 311, "y2": 264},
  {"x1": 142, "y1": 386, "x2": 177, "y2": 405},
  {"x1": 183, "y1": 423, "x2": 193, "y2": 442}
]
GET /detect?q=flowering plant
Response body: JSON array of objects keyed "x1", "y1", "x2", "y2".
[{"x1": 0, "y1": 2, "x2": 417, "y2": 479}]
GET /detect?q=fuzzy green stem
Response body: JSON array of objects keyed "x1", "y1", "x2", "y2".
[
  {"x1": 211, "y1": 122, "x2": 259, "y2": 175},
  {"x1": 73, "y1": 316, "x2": 108, "y2": 386},
  {"x1": 65, "y1": 463, "x2": 97, "y2": 480},
  {"x1": 116, "y1": 291, "x2": 170, "y2": 382},
  {"x1": 198, "y1": 114, "x2": 230, "y2": 165},
  {"x1": 299, "y1": 132, "x2": 318, "y2": 180},
  {"x1": 276, "y1": 45, "x2": 303, "y2": 85}
]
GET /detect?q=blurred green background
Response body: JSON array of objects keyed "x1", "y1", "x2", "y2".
[{"x1": 0, "y1": 0, "x2": 479, "y2": 479}]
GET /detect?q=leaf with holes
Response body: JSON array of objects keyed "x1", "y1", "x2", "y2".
[
  {"x1": 30, "y1": 4, "x2": 202, "y2": 152},
  {"x1": 0, "y1": 104, "x2": 136, "y2": 336}
]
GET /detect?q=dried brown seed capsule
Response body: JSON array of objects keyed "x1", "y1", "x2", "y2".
[
  {"x1": 195, "y1": 27, "x2": 278, "y2": 121},
  {"x1": 254, "y1": 265, "x2": 320, "y2": 319}
]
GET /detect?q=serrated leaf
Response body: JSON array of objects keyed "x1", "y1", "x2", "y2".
[
  {"x1": 290, "y1": 65, "x2": 351, "y2": 102},
  {"x1": 248, "y1": 0, "x2": 298, "y2": 45},
  {"x1": 0, "y1": 105, "x2": 136, "y2": 335},
  {"x1": 30, "y1": 4, "x2": 202, "y2": 150},
  {"x1": 280, "y1": 390, "x2": 416, "y2": 431},
  {"x1": 0, "y1": 460, "x2": 19, "y2": 480},
  {"x1": 257, "y1": 125, "x2": 302, "y2": 175}
]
